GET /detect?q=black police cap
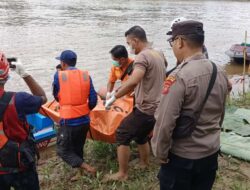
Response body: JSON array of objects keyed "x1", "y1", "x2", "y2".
[{"x1": 167, "y1": 20, "x2": 204, "y2": 39}]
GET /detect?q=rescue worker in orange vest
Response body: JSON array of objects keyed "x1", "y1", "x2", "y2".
[
  {"x1": 105, "y1": 45, "x2": 134, "y2": 100},
  {"x1": 0, "y1": 52, "x2": 47, "y2": 190},
  {"x1": 52, "y1": 50, "x2": 97, "y2": 181}
]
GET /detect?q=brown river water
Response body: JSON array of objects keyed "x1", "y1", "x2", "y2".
[{"x1": 0, "y1": 0, "x2": 250, "y2": 99}]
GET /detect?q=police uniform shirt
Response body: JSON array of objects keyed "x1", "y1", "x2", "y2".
[{"x1": 151, "y1": 53, "x2": 230, "y2": 161}]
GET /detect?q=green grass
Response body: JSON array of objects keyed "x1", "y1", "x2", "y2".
[
  {"x1": 227, "y1": 92, "x2": 250, "y2": 108},
  {"x1": 91, "y1": 141, "x2": 117, "y2": 159},
  {"x1": 38, "y1": 140, "x2": 250, "y2": 190},
  {"x1": 230, "y1": 182, "x2": 250, "y2": 190}
]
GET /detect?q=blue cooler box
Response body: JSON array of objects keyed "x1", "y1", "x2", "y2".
[
  {"x1": 26, "y1": 113, "x2": 56, "y2": 142},
  {"x1": 27, "y1": 113, "x2": 54, "y2": 132},
  {"x1": 33, "y1": 127, "x2": 56, "y2": 143}
]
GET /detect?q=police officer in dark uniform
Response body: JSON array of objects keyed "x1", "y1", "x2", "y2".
[{"x1": 151, "y1": 20, "x2": 230, "y2": 190}]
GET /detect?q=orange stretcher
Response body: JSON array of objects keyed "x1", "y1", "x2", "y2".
[{"x1": 39, "y1": 97, "x2": 133, "y2": 143}]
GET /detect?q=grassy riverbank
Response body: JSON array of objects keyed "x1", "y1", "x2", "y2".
[
  {"x1": 37, "y1": 92, "x2": 250, "y2": 190},
  {"x1": 38, "y1": 141, "x2": 250, "y2": 190}
]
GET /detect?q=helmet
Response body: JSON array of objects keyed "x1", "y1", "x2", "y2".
[
  {"x1": 170, "y1": 17, "x2": 187, "y2": 28},
  {"x1": 0, "y1": 52, "x2": 10, "y2": 80}
]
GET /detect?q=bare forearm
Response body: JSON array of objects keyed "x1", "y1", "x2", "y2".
[
  {"x1": 115, "y1": 68, "x2": 144, "y2": 98},
  {"x1": 104, "y1": 68, "x2": 143, "y2": 109},
  {"x1": 115, "y1": 81, "x2": 136, "y2": 98},
  {"x1": 23, "y1": 76, "x2": 47, "y2": 104},
  {"x1": 107, "y1": 82, "x2": 115, "y2": 92}
]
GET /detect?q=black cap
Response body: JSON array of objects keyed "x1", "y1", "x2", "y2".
[{"x1": 167, "y1": 20, "x2": 204, "y2": 39}]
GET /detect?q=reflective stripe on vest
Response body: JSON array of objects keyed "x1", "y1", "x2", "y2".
[
  {"x1": 58, "y1": 70, "x2": 90, "y2": 119},
  {"x1": 0, "y1": 122, "x2": 8, "y2": 149}
]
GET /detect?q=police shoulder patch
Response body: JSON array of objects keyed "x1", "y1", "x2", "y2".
[{"x1": 162, "y1": 75, "x2": 176, "y2": 95}]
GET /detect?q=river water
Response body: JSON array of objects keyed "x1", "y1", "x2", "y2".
[{"x1": 0, "y1": 0, "x2": 250, "y2": 98}]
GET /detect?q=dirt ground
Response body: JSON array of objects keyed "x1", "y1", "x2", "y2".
[{"x1": 37, "y1": 141, "x2": 250, "y2": 190}]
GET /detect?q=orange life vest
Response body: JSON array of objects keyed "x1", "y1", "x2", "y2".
[
  {"x1": 0, "y1": 92, "x2": 31, "y2": 174},
  {"x1": 0, "y1": 124, "x2": 8, "y2": 151},
  {"x1": 58, "y1": 69, "x2": 90, "y2": 119},
  {"x1": 0, "y1": 92, "x2": 29, "y2": 148}
]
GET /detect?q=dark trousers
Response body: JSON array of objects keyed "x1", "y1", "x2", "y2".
[
  {"x1": 158, "y1": 152, "x2": 218, "y2": 190},
  {"x1": 56, "y1": 123, "x2": 89, "y2": 168},
  {"x1": 0, "y1": 168, "x2": 39, "y2": 190},
  {"x1": 116, "y1": 108, "x2": 155, "y2": 146}
]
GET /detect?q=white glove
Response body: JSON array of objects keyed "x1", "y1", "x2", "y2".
[
  {"x1": 12, "y1": 60, "x2": 30, "y2": 78},
  {"x1": 106, "y1": 92, "x2": 112, "y2": 100},
  {"x1": 105, "y1": 94, "x2": 116, "y2": 109},
  {"x1": 106, "y1": 91, "x2": 115, "y2": 100}
]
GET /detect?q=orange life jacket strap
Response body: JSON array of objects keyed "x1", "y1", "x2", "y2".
[{"x1": 0, "y1": 123, "x2": 8, "y2": 148}]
